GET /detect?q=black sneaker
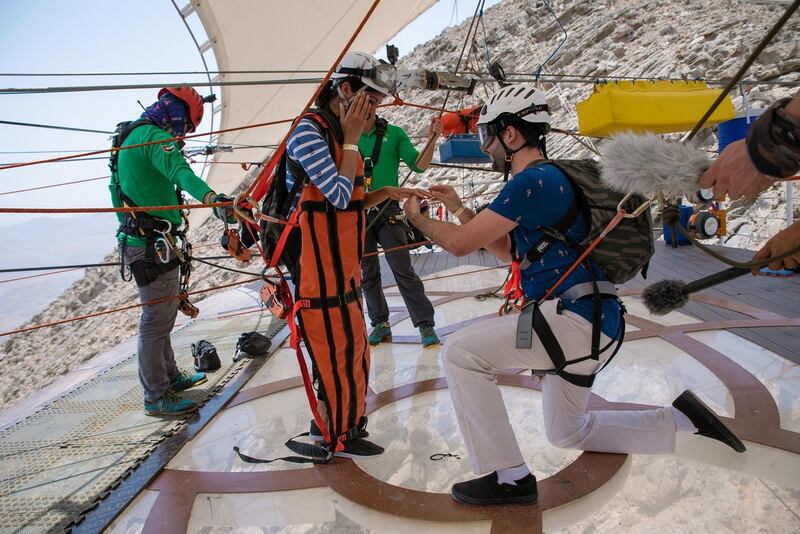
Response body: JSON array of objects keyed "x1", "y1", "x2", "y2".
[
  {"x1": 309, "y1": 419, "x2": 369, "y2": 441},
  {"x1": 673, "y1": 390, "x2": 746, "y2": 453},
  {"x1": 333, "y1": 437, "x2": 385, "y2": 459},
  {"x1": 451, "y1": 472, "x2": 538, "y2": 506}
]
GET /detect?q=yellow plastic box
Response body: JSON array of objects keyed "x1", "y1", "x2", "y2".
[{"x1": 576, "y1": 80, "x2": 735, "y2": 137}]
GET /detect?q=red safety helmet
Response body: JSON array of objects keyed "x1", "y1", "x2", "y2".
[{"x1": 158, "y1": 86, "x2": 205, "y2": 133}]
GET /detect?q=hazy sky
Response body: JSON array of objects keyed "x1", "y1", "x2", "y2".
[{"x1": 0, "y1": 0, "x2": 500, "y2": 227}]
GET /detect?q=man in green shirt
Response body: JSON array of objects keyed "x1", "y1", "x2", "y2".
[
  {"x1": 358, "y1": 106, "x2": 442, "y2": 347},
  {"x1": 109, "y1": 86, "x2": 235, "y2": 416}
]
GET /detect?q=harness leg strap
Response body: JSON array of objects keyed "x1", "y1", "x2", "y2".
[{"x1": 531, "y1": 303, "x2": 568, "y2": 373}]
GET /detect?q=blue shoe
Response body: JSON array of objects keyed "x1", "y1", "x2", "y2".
[
  {"x1": 368, "y1": 322, "x2": 392, "y2": 346},
  {"x1": 420, "y1": 325, "x2": 440, "y2": 347},
  {"x1": 169, "y1": 370, "x2": 207, "y2": 392},
  {"x1": 144, "y1": 392, "x2": 198, "y2": 416}
]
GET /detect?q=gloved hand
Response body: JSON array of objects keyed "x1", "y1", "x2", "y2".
[{"x1": 210, "y1": 193, "x2": 237, "y2": 224}]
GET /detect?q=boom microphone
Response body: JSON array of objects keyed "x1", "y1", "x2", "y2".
[
  {"x1": 642, "y1": 267, "x2": 748, "y2": 315},
  {"x1": 600, "y1": 132, "x2": 716, "y2": 203}
]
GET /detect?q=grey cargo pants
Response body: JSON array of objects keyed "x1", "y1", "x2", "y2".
[
  {"x1": 361, "y1": 203, "x2": 435, "y2": 328},
  {"x1": 122, "y1": 245, "x2": 181, "y2": 403}
]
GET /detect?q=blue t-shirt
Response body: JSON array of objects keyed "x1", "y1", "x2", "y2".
[{"x1": 488, "y1": 163, "x2": 622, "y2": 338}]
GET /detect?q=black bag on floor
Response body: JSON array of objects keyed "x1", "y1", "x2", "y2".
[
  {"x1": 192, "y1": 340, "x2": 221, "y2": 372},
  {"x1": 234, "y1": 332, "x2": 272, "y2": 362}
]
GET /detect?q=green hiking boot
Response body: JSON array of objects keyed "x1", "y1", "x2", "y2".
[
  {"x1": 169, "y1": 370, "x2": 207, "y2": 392},
  {"x1": 145, "y1": 392, "x2": 198, "y2": 416},
  {"x1": 420, "y1": 325, "x2": 440, "y2": 347},
  {"x1": 368, "y1": 322, "x2": 392, "y2": 346}
]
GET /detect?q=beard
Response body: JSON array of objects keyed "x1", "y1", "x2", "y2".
[{"x1": 488, "y1": 147, "x2": 505, "y2": 172}]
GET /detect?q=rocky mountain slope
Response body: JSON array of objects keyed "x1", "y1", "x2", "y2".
[{"x1": 1, "y1": 0, "x2": 797, "y2": 409}]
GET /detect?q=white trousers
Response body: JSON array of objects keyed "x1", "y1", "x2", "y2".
[{"x1": 443, "y1": 300, "x2": 677, "y2": 475}]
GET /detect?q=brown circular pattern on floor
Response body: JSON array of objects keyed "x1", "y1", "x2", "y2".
[{"x1": 143, "y1": 288, "x2": 800, "y2": 534}]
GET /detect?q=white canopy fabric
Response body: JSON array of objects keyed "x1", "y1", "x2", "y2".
[{"x1": 191, "y1": 0, "x2": 436, "y2": 227}]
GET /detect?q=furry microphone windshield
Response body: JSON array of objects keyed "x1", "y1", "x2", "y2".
[
  {"x1": 642, "y1": 279, "x2": 690, "y2": 315},
  {"x1": 642, "y1": 267, "x2": 749, "y2": 315},
  {"x1": 600, "y1": 132, "x2": 714, "y2": 201}
]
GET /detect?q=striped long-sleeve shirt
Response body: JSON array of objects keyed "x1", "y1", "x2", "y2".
[{"x1": 285, "y1": 118, "x2": 353, "y2": 210}]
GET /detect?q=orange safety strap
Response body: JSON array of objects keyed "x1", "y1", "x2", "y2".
[
  {"x1": 269, "y1": 205, "x2": 301, "y2": 268},
  {"x1": 503, "y1": 259, "x2": 523, "y2": 301},
  {"x1": 540, "y1": 211, "x2": 626, "y2": 303}
]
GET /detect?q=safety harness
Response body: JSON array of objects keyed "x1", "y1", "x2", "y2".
[
  {"x1": 110, "y1": 120, "x2": 197, "y2": 316},
  {"x1": 239, "y1": 109, "x2": 371, "y2": 465},
  {"x1": 363, "y1": 117, "x2": 427, "y2": 248},
  {"x1": 503, "y1": 160, "x2": 648, "y2": 388}
]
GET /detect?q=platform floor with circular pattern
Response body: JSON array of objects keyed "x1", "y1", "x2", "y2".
[{"x1": 105, "y1": 253, "x2": 800, "y2": 534}]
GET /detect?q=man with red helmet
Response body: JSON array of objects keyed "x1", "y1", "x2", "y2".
[
  {"x1": 158, "y1": 86, "x2": 206, "y2": 135},
  {"x1": 109, "y1": 86, "x2": 236, "y2": 416}
]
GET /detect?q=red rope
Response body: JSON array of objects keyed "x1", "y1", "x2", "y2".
[
  {"x1": 0, "y1": 277, "x2": 260, "y2": 337},
  {"x1": 0, "y1": 200, "x2": 230, "y2": 214},
  {"x1": 0, "y1": 118, "x2": 294, "y2": 172},
  {"x1": 0, "y1": 268, "x2": 82, "y2": 284}
]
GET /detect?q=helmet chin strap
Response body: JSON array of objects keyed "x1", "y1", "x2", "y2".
[
  {"x1": 495, "y1": 129, "x2": 549, "y2": 180},
  {"x1": 497, "y1": 135, "x2": 523, "y2": 182},
  {"x1": 335, "y1": 85, "x2": 351, "y2": 111}
]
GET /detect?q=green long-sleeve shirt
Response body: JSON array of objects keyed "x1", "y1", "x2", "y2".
[
  {"x1": 109, "y1": 124, "x2": 213, "y2": 247},
  {"x1": 358, "y1": 122, "x2": 423, "y2": 191}
]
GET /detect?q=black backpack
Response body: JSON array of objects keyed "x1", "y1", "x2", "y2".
[
  {"x1": 233, "y1": 331, "x2": 272, "y2": 362},
  {"x1": 192, "y1": 340, "x2": 221, "y2": 372},
  {"x1": 251, "y1": 108, "x2": 342, "y2": 266}
]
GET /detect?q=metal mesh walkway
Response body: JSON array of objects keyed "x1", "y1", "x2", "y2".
[{"x1": 0, "y1": 310, "x2": 281, "y2": 533}]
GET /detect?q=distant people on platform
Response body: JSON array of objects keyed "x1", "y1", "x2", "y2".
[{"x1": 359, "y1": 102, "x2": 443, "y2": 348}]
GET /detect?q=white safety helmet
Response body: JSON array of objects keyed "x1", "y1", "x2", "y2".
[
  {"x1": 476, "y1": 83, "x2": 550, "y2": 150},
  {"x1": 332, "y1": 51, "x2": 393, "y2": 96}
]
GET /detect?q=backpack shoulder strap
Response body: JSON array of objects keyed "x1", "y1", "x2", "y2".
[
  {"x1": 109, "y1": 118, "x2": 157, "y2": 200},
  {"x1": 308, "y1": 107, "x2": 343, "y2": 144},
  {"x1": 370, "y1": 117, "x2": 389, "y2": 166},
  {"x1": 518, "y1": 160, "x2": 580, "y2": 268}
]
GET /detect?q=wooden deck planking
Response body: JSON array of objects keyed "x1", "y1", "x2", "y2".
[
  {"x1": 673, "y1": 254, "x2": 800, "y2": 314},
  {"x1": 623, "y1": 244, "x2": 800, "y2": 364}
]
